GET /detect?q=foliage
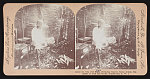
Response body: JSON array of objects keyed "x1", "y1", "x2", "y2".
[
  {"x1": 56, "y1": 54, "x2": 74, "y2": 66},
  {"x1": 117, "y1": 54, "x2": 136, "y2": 66}
]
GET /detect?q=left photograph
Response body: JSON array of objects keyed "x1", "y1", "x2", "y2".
[{"x1": 14, "y1": 4, "x2": 75, "y2": 69}]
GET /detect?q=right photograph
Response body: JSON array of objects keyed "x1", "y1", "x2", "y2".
[{"x1": 76, "y1": 4, "x2": 136, "y2": 69}]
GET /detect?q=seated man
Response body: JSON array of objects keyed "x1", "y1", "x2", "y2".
[
  {"x1": 31, "y1": 20, "x2": 56, "y2": 68},
  {"x1": 92, "y1": 19, "x2": 108, "y2": 52},
  {"x1": 92, "y1": 19, "x2": 116, "y2": 68},
  {"x1": 31, "y1": 20, "x2": 47, "y2": 49},
  {"x1": 92, "y1": 19, "x2": 116, "y2": 51},
  {"x1": 31, "y1": 20, "x2": 47, "y2": 68}
]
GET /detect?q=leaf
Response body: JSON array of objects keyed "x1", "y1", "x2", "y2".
[
  {"x1": 115, "y1": 64, "x2": 118, "y2": 68},
  {"x1": 86, "y1": 65, "x2": 89, "y2": 69},
  {"x1": 56, "y1": 59, "x2": 60, "y2": 63},
  {"x1": 20, "y1": 55, "x2": 24, "y2": 59},
  {"x1": 106, "y1": 64, "x2": 111, "y2": 67},
  {"x1": 63, "y1": 54, "x2": 67, "y2": 61},
  {"x1": 66, "y1": 59, "x2": 69, "y2": 66},
  {"x1": 14, "y1": 66, "x2": 19, "y2": 69},
  {"x1": 118, "y1": 54, "x2": 136, "y2": 66},
  {"x1": 54, "y1": 65, "x2": 57, "y2": 68},
  {"x1": 127, "y1": 59, "x2": 130, "y2": 66},
  {"x1": 81, "y1": 66, "x2": 83, "y2": 69},
  {"x1": 25, "y1": 65, "x2": 29, "y2": 69},
  {"x1": 60, "y1": 58, "x2": 66, "y2": 63},
  {"x1": 75, "y1": 65, "x2": 79, "y2": 69},
  {"x1": 81, "y1": 55, "x2": 84, "y2": 59},
  {"x1": 117, "y1": 59, "x2": 121, "y2": 63},
  {"x1": 59, "y1": 58, "x2": 64, "y2": 64},
  {"x1": 120, "y1": 58, "x2": 126, "y2": 64}
]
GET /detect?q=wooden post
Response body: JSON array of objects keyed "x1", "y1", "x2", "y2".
[
  {"x1": 21, "y1": 7, "x2": 24, "y2": 40},
  {"x1": 84, "y1": 10, "x2": 86, "y2": 38}
]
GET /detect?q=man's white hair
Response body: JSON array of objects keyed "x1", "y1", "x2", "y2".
[
  {"x1": 98, "y1": 19, "x2": 105, "y2": 24},
  {"x1": 36, "y1": 20, "x2": 43, "y2": 26},
  {"x1": 98, "y1": 19, "x2": 110, "y2": 27}
]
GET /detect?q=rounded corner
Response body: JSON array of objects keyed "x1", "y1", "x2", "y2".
[
  {"x1": 139, "y1": 67, "x2": 148, "y2": 76},
  {"x1": 3, "y1": 3, "x2": 9, "y2": 10},
  {"x1": 3, "y1": 68, "x2": 9, "y2": 76},
  {"x1": 143, "y1": 68, "x2": 148, "y2": 76},
  {"x1": 143, "y1": 3, "x2": 147, "y2": 8}
]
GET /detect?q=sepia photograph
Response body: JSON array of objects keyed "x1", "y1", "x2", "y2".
[
  {"x1": 76, "y1": 4, "x2": 136, "y2": 69},
  {"x1": 14, "y1": 4, "x2": 75, "y2": 69}
]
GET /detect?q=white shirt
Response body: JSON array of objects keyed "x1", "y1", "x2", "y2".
[
  {"x1": 31, "y1": 27, "x2": 46, "y2": 49},
  {"x1": 93, "y1": 27, "x2": 108, "y2": 49},
  {"x1": 92, "y1": 26, "x2": 116, "y2": 49}
]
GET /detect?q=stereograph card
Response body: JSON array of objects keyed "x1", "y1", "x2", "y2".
[{"x1": 3, "y1": 3, "x2": 147, "y2": 75}]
